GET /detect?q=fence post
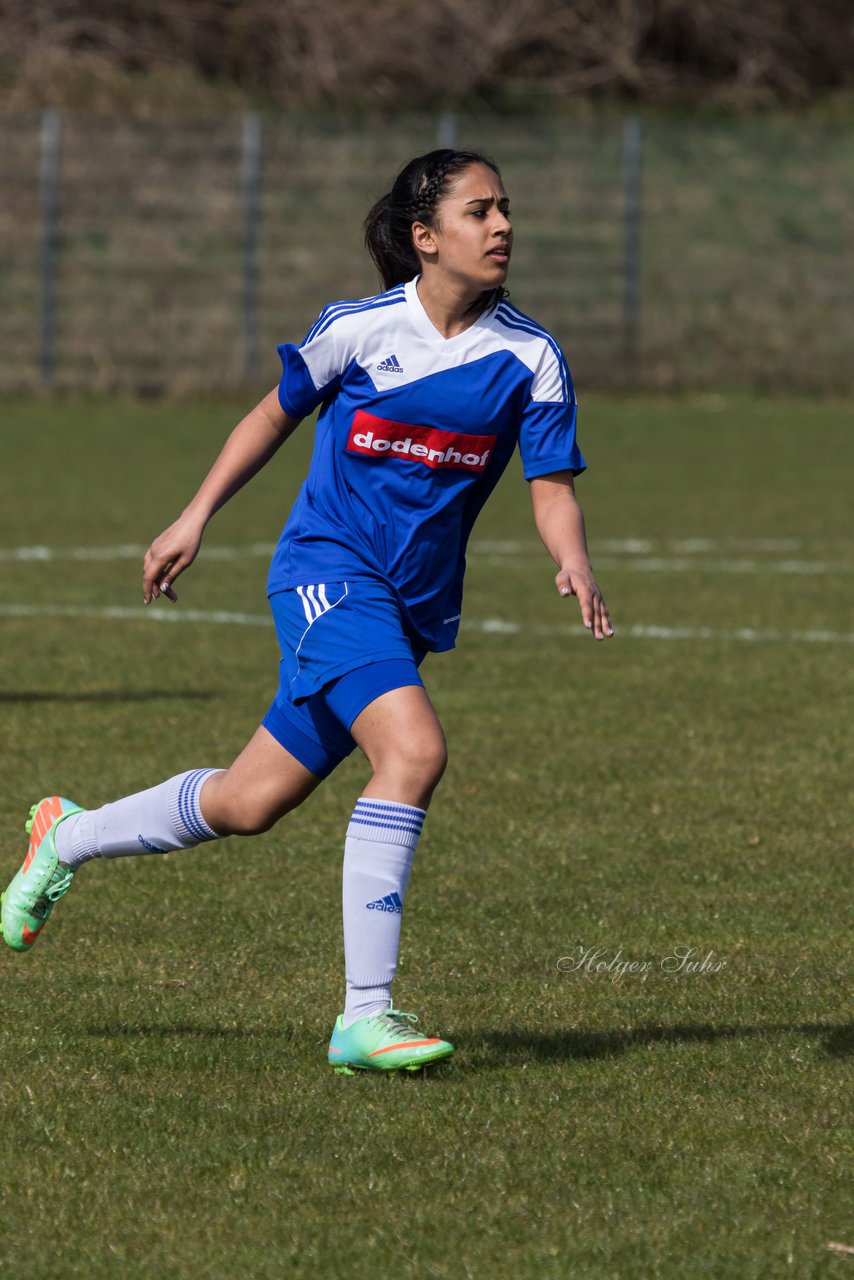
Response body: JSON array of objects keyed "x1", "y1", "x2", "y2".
[
  {"x1": 242, "y1": 111, "x2": 263, "y2": 385},
  {"x1": 39, "y1": 108, "x2": 62, "y2": 390},
  {"x1": 622, "y1": 115, "x2": 643, "y2": 372},
  {"x1": 437, "y1": 112, "x2": 458, "y2": 148}
]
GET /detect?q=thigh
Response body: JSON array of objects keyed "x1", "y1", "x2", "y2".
[
  {"x1": 350, "y1": 684, "x2": 446, "y2": 773},
  {"x1": 322, "y1": 657, "x2": 424, "y2": 733},
  {"x1": 262, "y1": 691, "x2": 356, "y2": 781}
]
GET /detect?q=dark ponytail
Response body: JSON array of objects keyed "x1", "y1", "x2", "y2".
[{"x1": 364, "y1": 148, "x2": 508, "y2": 317}]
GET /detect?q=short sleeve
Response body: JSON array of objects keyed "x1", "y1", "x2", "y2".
[
  {"x1": 276, "y1": 304, "x2": 350, "y2": 419},
  {"x1": 519, "y1": 342, "x2": 586, "y2": 479}
]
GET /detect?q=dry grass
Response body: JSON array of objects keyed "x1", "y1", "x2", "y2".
[{"x1": 2, "y1": 0, "x2": 854, "y2": 111}]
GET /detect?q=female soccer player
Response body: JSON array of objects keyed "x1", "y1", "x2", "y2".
[{"x1": 1, "y1": 149, "x2": 613, "y2": 1072}]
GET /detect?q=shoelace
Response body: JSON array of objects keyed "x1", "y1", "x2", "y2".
[
  {"x1": 45, "y1": 869, "x2": 74, "y2": 902},
  {"x1": 376, "y1": 1007, "x2": 420, "y2": 1040}
]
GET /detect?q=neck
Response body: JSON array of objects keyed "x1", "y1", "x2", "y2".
[{"x1": 415, "y1": 271, "x2": 483, "y2": 339}]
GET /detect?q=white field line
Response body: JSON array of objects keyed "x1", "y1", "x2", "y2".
[
  {"x1": 0, "y1": 543, "x2": 276, "y2": 563},
  {"x1": 475, "y1": 537, "x2": 854, "y2": 555},
  {"x1": 0, "y1": 603, "x2": 271, "y2": 627},
  {"x1": 2, "y1": 538, "x2": 852, "y2": 576},
  {"x1": 590, "y1": 557, "x2": 852, "y2": 575},
  {"x1": 468, "y1": 620, "x2": 854, "y2": 644},
  {"x1": 1, "y1": 602, "x2": 852, "y2": 645}
]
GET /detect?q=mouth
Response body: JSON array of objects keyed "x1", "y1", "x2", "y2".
[{"x1": 487, "y1": 245, "x2": 511, "y2": 264}]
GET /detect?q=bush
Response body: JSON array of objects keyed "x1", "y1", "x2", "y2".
[{"x1": 1, "y1": 0, "x2": 853, "y2": 111}]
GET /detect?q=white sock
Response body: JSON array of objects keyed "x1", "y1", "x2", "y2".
[
  {"x1": 53, "y1": 769, "x2": 223, "y2": 869},
  {"x1": 341, "y1": 798, "x2": 426, "y2": 1028}
]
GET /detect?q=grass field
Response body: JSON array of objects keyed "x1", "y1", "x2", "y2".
[{"x1": 0, "y1": 393, "x2": 851, "y2": 1278}]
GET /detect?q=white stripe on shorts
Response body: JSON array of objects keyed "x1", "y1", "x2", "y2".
[
  {"x1": 306, "y1": 584, "x2": 321, "y2": 619},
  {"x1": 296, "y1": 582, "x2": 335, "y2": 625},
  {"x1": 296, "y1": 584, "x2": 315, "y2": 623},
  {"x1": 292, "y1": 582, "x2": 351, "y2": 681}
]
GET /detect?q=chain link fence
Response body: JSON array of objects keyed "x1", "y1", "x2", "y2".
[{"x1": 1, "y1": 110, "x2": 851, "y2": 395}]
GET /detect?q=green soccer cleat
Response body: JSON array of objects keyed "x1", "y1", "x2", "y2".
[
  {"x1": 0, "y1": 796, "x2": 83, "y2": 952},
  {"x1": 328, "y1": 1004, "x2": 454, "y2": 1074}
]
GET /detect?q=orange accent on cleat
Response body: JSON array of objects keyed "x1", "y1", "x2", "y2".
[
  {"x1": 22, "y1": 797, "x2": 65, "y2": 873},
  {"x1": 368, "y1": 1038, "x2": 443, "y2": 1057}
]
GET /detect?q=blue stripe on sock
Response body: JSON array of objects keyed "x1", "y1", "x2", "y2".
[
  {"x1": 350, "y1": 808, "x2": 425, "y2": 829},
  {"x1": 178, "y1": 773, "x2": 201, "y2": 842},
  {"x1": 354, "y1": 812, "x2": 424, "y2": 828},
  {"x1": 347, "y1": 799, "x2": 426, "y2": 847},
  {"x1": 178, "y1": 769, "x2": 217, "y2": 844},
  {"x1": 354, "y1": 799, "x2": 425, "y2": 816},
  {"x1": 350, "y1": 817, "x2": 423, "y2": 835},
  {"x1": 353, "y1": 800, "x2": 425, "y2": 829}
]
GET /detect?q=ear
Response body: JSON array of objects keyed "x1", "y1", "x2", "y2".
[{"x1": 411, "y1": 219, "x2": 438, "y2": 258}]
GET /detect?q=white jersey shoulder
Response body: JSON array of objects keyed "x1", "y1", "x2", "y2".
[
  {"x1": 299, "y1": 286, "x2": 408, "y2": 392},
  {"x1": 296, "y1": 286, "x2": 572, "y2": 406},
  {"x1": 489, "y1": 301, "x2": 573, "y2": 405}
]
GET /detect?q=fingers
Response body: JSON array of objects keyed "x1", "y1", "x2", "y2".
[
  {"x1": 590, "y1": 591, "x2": 614, "y2": 641},
  {"x1": 143, "y1": 546, "x2": 185, "y2": 605},
  {"x1": 557, "y1": 570, "x2": 614, "y2": 641},
  {"x1": 580, "y1": 587, "x2": 614, "y2": 640},
  {"x1": 141, "y1": 517, "x2": 204, "y2": 604},
  {"x1": 143, "y1": 564, "x2": 177, "y2": 605}
]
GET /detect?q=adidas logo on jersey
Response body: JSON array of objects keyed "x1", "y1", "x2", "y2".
[
  {"x1": 376, "y1": 354, "x2": 404, "y2": 373},
  {"x1": 366, "y1": 891, "x2": 403, "y2": 914}
]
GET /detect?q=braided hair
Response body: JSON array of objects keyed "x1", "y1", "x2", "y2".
[{"x1": 364, "y1": 149, "x2": 508, "y2": 317}]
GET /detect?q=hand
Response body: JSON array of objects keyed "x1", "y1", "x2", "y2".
[
  {"x1": 556, "y1": 564, "x2": 614, "y2": 640},
  {"x1": 142, "y1": 513, "x2": 205, "y2": 605}
]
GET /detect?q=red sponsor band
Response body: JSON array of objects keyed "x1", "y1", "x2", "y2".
[{"x1": 347, "y1": 410, "x2": 495, "y2": 472}]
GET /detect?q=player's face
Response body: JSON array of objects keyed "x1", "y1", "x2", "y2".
[{"x1": 415, "y1": 162, "x2": 513, "y2": 293}]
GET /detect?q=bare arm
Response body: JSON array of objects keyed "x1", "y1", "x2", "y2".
[
  {"x1": 143, "y1": 387, "x2": 300, "y2": 604},
  {"x1": 530, "y1": 470, "x2": 613, "y2": 640}
]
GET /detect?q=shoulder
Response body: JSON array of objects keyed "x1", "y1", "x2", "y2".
[
  {"x1": 302, "y1": 284, "x2": 408, "y2": 346},
  {"x1": 487, "y1": 300, "x2": 573, "y2": 404},
  {"x1": 490, "y1": 299, "x2": 565, "y2": 359}
]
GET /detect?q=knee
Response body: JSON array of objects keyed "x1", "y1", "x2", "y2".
[
  {"x1": 209, "y1": 801, "x2": 278, "y2": 838},
  {"x1": 222, "y1": 806, "x2": 278, "y2": 837},
  {"x1": 404, "y1": 727, "x2": 448, "y2": 790},
  {"x1": 201, "y1": 774, "x2": 289, "y2": 837},
  {"x1": 423, "y1": 733, "x2": 449, "y2": 788},
  {"x1": 373, "y1": 726, "x2": 448, "y2": 797}
]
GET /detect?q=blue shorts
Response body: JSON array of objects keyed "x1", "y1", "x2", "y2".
[{"x1": 261, "y1": 579, "x2": 426, "y2": 780}]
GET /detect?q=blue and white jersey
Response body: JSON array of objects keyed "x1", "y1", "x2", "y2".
[{"x1": 269, "y1": 276, "x2": 585, "y2": 652}]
